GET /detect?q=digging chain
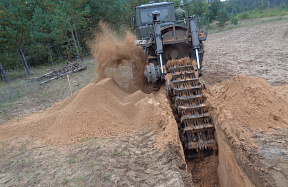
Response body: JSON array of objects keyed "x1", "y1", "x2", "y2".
[{"x1": 165, "y1": 57, "x2": 217, "y2": 159}]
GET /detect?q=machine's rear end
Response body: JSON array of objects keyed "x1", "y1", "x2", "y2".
[{"x1": 134, "y1": 1, "x2": 217, "y2": 159}]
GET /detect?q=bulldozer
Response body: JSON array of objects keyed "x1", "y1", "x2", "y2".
[{"x1": 133, "y1": 1, "x2": 217, "y2": 159}]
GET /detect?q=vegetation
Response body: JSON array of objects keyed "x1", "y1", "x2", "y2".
[
  {"x1": 0, "y1": 0, "x2": 149, "y2": 75},
  {"x1": 237, "y1": 7, "x2": 288, "y2": 19},
  {"x1": 0, "y1": 0, "x2": 287, "y2": 124},
  {"x1": 0, "y1": 0, "x2": 287, "y2": 80},
  {"x1": 225, "y1": 0, "x2": 288, "y2": 14},
  {"x1": 0, "y1": 58, "x2": 96, "y2": 124},
  {"x1": 181, "y1": 0, "x2": 288, "y2": 28}
]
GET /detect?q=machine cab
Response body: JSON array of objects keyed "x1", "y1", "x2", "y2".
[{"x1": 135, "y1": 2, "x2": 176, "y2": 40}]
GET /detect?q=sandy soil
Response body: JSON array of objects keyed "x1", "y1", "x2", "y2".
[
  {"x1": 186, "y1": 156, "x2": 220, "y2": 187},
  {"x1": 0, "y1": 19, "x2": 288, "y2": 187},
  {"x1": 203, "y1": 20, "x2": 288, "y2": 187},
  {"x1": 203, "y1": 20, "x2": 288, "y2": 86},
  {"x1": 0, "y1": 78, "x2": 191, "y2": 186},
  {"x1": 207, "y1": 75, "x2": 288, "y2": 187},
  {"x1": 0, "y1": 132, "x2": 190, "y2": 186}
]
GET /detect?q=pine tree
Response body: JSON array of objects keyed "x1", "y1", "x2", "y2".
[
  {"x1": 32, "y1": 6, "x2": 56, "y2": 67},
  {"x1": 1, "y1": 0, "x2": 33, "y2": 75}
]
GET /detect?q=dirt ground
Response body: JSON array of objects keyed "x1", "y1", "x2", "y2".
[
  {"x1": 0, "y1": 132, "x2": 190, "y2": 187},
  {"x1": 202, "y1": 20, "x2": 288, "y2": 86},
  {"x1": 203, "y1": 20, "x2": 288, "y2": 187},
  {"x1": 207, "y1": 75, "x2": 288, "y2": 187},
  {"x1": 0, "y1": 79, "x2": 192, "y2": 186},
  {"x1": 1, "y1": 19, "x2": 288, "y2": 187}
]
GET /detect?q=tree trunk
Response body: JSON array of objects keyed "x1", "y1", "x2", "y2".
[
  {"x1": 84, "y1": 28, "x2": 90, "y2": 54},
  {"x1": 74, "y1": 28, "x2": 82, "y2": 54},
  {"x1": 16, "y1": 39, "x2": 30, "y2": 76},
  {"x1": 65, "y1": 34, "x2": 72, "y2": 60},
  {"x1": 48, "y1": 46, "x2": 55, "y2": 67},
  {"x1": 0, "y1": 61, "x2": 9, "y2": 83},
  {"x1": 57, "y1": 44, "x2": 62, "y2": 58},
  {"x1": 71, "y1": 30, "x2": 81, "y2": 61},
  {"x1": 81, "y1": 42, "x2": 87, "y2": 56}
]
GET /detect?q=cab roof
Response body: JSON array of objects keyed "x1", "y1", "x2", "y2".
[{"x1": 136, "y1": 2, "x2": 173, "y2": 9}]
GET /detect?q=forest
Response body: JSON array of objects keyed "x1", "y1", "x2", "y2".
[{"x1": 0, "y1": 0, "x2": 287, "y2": 80}]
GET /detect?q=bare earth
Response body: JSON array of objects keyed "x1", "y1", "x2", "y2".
[
  {"x1": 0, "y1": 19, "x2": 288, "y2": 187},
  {"x1": 0, "y1": 132, "x2": 189, "y2": 186},
  {"x1": 203, "y1": 20, "x2": 288, "y2": 86},
  {"x1": 0, "y1": 78, "x2": 192, "y2": 186},
  {"x1": 203, "y1": 20, "x2": 288, "y2": 187}
]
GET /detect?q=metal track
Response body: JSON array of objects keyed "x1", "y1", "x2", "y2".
[{"x1": 165, "y1": 57, "x2": 217, "y2": 159}]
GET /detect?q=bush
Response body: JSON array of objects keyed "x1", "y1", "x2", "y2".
[
  {"x1": 237, "y1": 12, "x2": 251, "y2": 19},
  {"x1": 236, "y1": 7, "x2": 288, "y2": 20},
  {"x1": 230, "y1": 16, "x2": 238, "y2": 25},
  {"x1": 216, "y1": 7, "x2": 229, "y2": 27}
]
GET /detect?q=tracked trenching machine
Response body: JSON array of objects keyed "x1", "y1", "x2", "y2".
[{"x1": 133, "y1": 2, "x2": 217, "y2": 159}]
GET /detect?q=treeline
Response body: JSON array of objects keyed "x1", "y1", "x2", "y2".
[
  {"x1": 0, "y1": 0, "x2": 149, "y2": 76},
  {"x1": 1, "y1": 0, "x2": 287, "y2": 78},
  {"x1": 225, "y1": 0, "x2": 288, "y2": 14},
  {"x1": 182, "y1": 0, "x2": 288, "y2": 27}
]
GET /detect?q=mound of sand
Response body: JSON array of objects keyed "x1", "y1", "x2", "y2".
[
  {"x1": 207, "y1": 75, "x2": 288, "y2": 132},
  {"x1": 0, "y1": 78, "x2": 179, "y2": 148},
  {"x1": 274, "y1": 84, "x2": 288, "y2": 100}
]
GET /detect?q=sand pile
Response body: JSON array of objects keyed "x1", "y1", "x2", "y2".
[
  {"x1": 207, "y1": 75, "x2": 288, "y2": 132},
  {"x1": 89, "y1": 22, "x2": 150, "y2": 93},
  {"x1": 0, "y1": 78, "x2": 178, "y2": 147},
  {"x1": 275, "y1": 84, "x2": 288, "y2": 100}
]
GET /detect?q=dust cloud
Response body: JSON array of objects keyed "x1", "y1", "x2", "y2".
[{"x1": 90, "y1": 22, "x2": 150, "y2": 92}]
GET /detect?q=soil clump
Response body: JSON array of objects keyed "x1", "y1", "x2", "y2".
[
  {"x1": 207, "y1": 74, "x2": 288, "y2": 133},
  {"x1": 186, "y1": 156, "x2": 220, "y2": 187},
  {"x1": 207, "y1": 75, "x2": 288, "y2": 187}
]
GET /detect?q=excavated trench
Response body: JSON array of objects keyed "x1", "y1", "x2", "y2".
[
  {"x1": 110, "y1": 62, "x2": 257, "y2": 186},
  {"x1": 168, "y1": 93, "x2": 255, "y2": 187},
  {"x1": 184, "y1": 114, "x2": 255, "y2": 187},
  {"x1": 166, "y1": 93, "x2": 220, "y2": 186},
  {"x1": 210, "y1": 113, "x2": 255, "y2": 187},
  {"x1": 185, "y1": 134, "x2": 220, "y2": 186}
]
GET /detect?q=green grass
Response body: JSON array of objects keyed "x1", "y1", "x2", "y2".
[
  {"x1": 237, "y1": 7, "x2": 288, "y2": 20},
  {"x1": 117, "y1": 151, "x2": 128, "y2": 156},
  {"x1": 67, "y1": 154, "x2": 77, "y2": 165},
  {"x1": 207, "y1": 13, "x2": 288, "y2": 34},
  {"x1": 0, "y1": 63, "x2": 66, "y2": 109},
  {"x1": 62, "y1": 179, "x2": 69, "y2": 185},
  {"x1": 206, "y1": 7, "x2": 288, "y2": 34},
  {"x1": 0, "y1": 58, "x2": 97, "y2": 124}
]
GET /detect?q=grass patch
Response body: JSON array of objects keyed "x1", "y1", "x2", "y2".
[
  {"x1": 206, "y1": 7, "x2": 288, "y2": 34},
  {"x1": 62, "y1": 179, "x2": 69, "y2": 185},
  {"x1": 237, "y1": 7, "x2": 288, "y2": 20},
  {"x1": 0, "y1": 79, "x2": 40, "y2": 107},
  {"x1": 67, "y1": 154, "x2": 77, "y2": 165},
  {"x1": 0, "y1": 58, "x2": 96, "y2": 124},
  {"x1": 117, "y1": 151, "x2": 128, "y2": 156},
  {"x1": 73, "y1": 175, "x2": 86, "y2": 183},
  {"x1": 208, "y1": 14, "x2": 288, "y2": 34}
]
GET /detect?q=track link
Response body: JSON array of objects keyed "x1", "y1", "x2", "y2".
[{"x1": 165, "y1": 57, "x2": 217, "y2": 159}]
